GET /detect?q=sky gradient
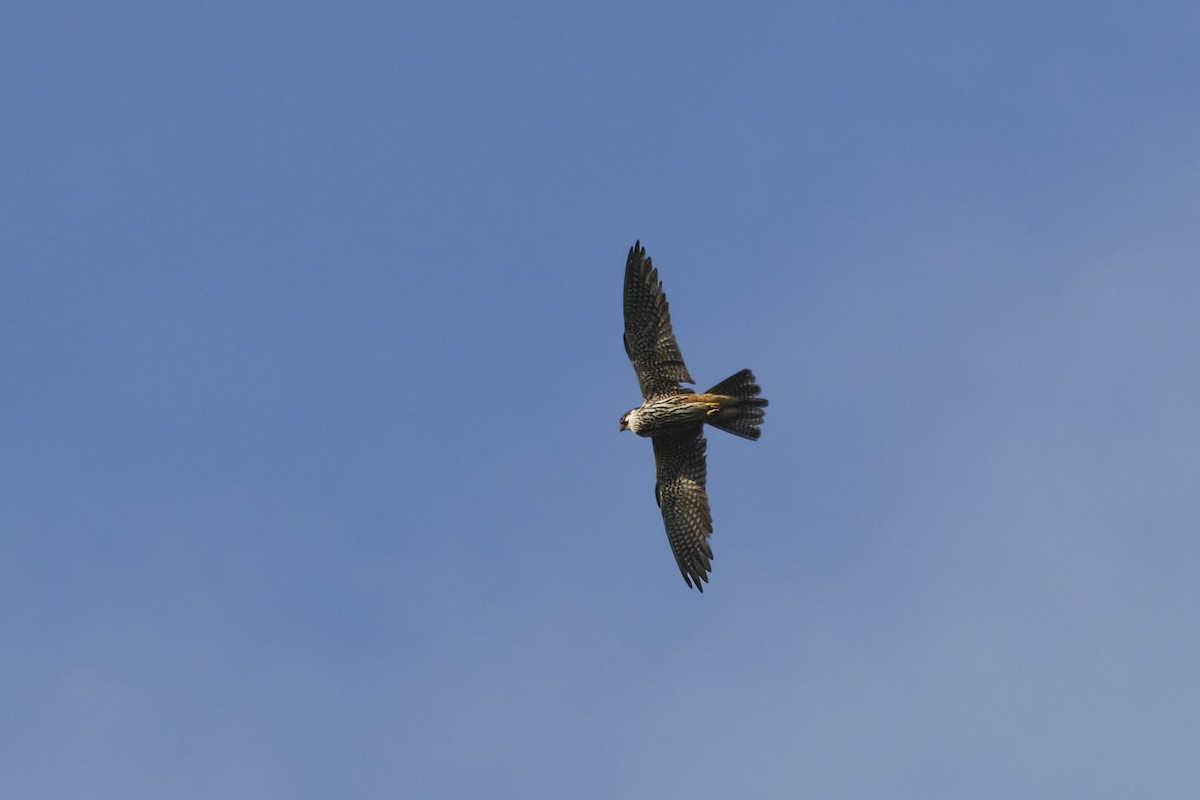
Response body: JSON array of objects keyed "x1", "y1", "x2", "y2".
[{"x1": 4, "y1": 3, "x2": 1200, "y2": 797}]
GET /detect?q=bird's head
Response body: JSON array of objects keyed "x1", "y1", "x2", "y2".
[
  {"x1": 619, "y1": 408, "x2": 641, "y2": 433},
  {"x1": 619, "y1": 411, "x2": 630, "y2": 432}
]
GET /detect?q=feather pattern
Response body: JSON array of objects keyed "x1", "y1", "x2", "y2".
[
  {"x1": 623, "y1": 241, "x2": 694, "y2": 400},
  {"x1": 652, "y1": 428, "x2": 714, "y2": 591}
]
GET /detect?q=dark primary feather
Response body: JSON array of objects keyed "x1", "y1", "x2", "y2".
[
  {"x1": 652, "y1": 428, "x2": 714, "y2": 591},
  {"x1": 623, "y1": 241, "x2": 694, "y2": 400}
]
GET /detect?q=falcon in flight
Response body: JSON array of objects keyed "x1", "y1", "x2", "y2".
[{"x1": 619, "y1": 241, "x2": 767, "y2": 591}]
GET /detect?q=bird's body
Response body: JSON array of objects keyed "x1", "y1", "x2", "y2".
[
  {"x1": 620, "y1": 394, "x2": 720, "y2": 437},
  {"x1": 619, "y1": 241, "x2": 767, "y2": 591}
]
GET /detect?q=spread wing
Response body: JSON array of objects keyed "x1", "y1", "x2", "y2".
[
  {"x1": 652, "y1": 428, "x2": 713, "y2": 591},
  {"x1": 624, "y1": 241, "x2": 694, "y2": 400}
]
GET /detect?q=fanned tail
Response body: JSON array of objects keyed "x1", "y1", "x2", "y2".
[{"x1": 704, "y1": 369, "x2": 767, "y2": 440}]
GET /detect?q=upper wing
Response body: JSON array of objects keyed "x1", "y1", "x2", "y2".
[
  {"x1": 624, "y1": 241, "x2": 694, "y2": 400},
  {"x1": 652, "y1": 428, "x2": 713, "y2": 591}
]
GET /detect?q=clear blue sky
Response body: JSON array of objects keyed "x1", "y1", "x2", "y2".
[{"x1": 4, "y1": 3, "x2": 1199, "y2": 797}]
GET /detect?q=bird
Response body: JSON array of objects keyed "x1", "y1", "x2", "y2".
[{"x1": 619, "y1": 241, "x2": 767, "y2": 591}]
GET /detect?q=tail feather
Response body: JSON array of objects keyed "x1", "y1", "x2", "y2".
[{"x1": 705, "y1": 369, "x2": 767, "y2": 440}]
